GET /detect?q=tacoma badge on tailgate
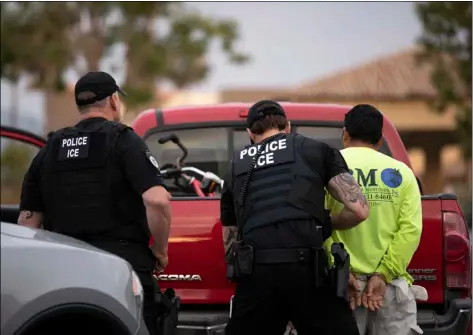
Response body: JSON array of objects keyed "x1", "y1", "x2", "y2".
[
  {"x1": 156, "y1": 274, "x2": 202, "y2": 281},
  {"x1": 408, "y1": 268, "x2": 437, "y2": 281}
]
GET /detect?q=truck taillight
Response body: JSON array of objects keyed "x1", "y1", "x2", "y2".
[{"x1": 443, "y1": 211, "x2": 471, "y2": 289}]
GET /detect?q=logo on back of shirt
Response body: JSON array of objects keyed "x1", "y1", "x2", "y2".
[
  {"x1": 381, "y1": 168, "x2": 403, "y2": 188},
  {"x1": 348, "y1": 167, "x2": 402, "y2": 207},
  {"x1": 349, "y1": 168, "x2": 378, "y2": 187}
]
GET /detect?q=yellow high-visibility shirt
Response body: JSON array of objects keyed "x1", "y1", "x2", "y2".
[{"x1": 324, "y1": 147, "x2": 422, "y2": 284}]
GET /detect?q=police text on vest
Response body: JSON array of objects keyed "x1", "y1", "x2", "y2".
[
  {"x1": 240, "y1": 138, "x2": 287, "y2": 167},
  {"x1": 58, "y1": 135, "x2": 90, "y2": 160},
  {"x1": 62, "y1": 136, "x2": 88, "y2": 158}
]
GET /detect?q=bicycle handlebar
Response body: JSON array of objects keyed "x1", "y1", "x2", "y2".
[
  {"x1": 181, "y1": 167, "x2": 224, "y2": 187},
  {"x1": 157, "y1": 133, "x2": 188, "y2": 167},
  {"x1": 160, "y1": 166, "x2": 224, "y2": 187},
  {"x1": 158, "y1": 134, "x2": 179, "y2": 144}
]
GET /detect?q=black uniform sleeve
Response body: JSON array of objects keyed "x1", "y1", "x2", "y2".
[
  {"x1": 220, "y1": 162, "x2": 237, "y2": 227},
  {"x1": 20, "y1": 148, "x2": 46, "y2": 212},
  {"x1": 300, "y1": 137, "x2": 349, "y2": 186},
  {"x1": 323, "y1": 144, "x2": 349, "y2": 185},
  {"x1": 116, "y1": 129, "x2": 165, "y2": 195}
]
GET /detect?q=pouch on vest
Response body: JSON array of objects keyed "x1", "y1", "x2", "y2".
[{"x1": 43, "y1": 122, "x2": 128, "y2": 236}]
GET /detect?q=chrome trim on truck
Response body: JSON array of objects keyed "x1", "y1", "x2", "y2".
[
  {"x1": 422, "y1": 308, "x2": 471, "y2": 335},
  {"x1": 156, "y1": 274, "x2": 202, "y2": 281},
  {"x1": 177, "y1": 323, "x2": 226, "y2": 335},
  {"x1": 175, "y1": 311, "x2": 228, "y2": 335},
  {"x1": 419, "y1": 298, "x2": 472, "y2": 335}
]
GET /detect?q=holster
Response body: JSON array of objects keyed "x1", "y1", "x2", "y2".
[
  {"x1": 155, "y1": 288, "x2": 181, "y2": 335},
  {"x1": 226, "y1": 240, "x2": 254, "y2": 282},
  {"x1": 328, "y1": 243, "x2": 350, "y2": 300}
]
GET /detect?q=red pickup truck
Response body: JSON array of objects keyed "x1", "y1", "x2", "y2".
[
  {"x1": 132, "y1": 103, "x2": 472, "y2": 335},
  {"x1": 1, "y1": 102, "x2": 471, "y2": 335}
]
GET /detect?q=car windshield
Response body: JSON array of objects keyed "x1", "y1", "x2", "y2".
[{"x1": 145, "y1": 125, "x2": 391, "y2": 197}]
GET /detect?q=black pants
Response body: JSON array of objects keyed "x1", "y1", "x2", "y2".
[
  {"x1": 136, "y1": 271, "x2": 161, "y2": 335},
  {"x1": 225, "y1": 263, "x2": 360, "y2": 335}
]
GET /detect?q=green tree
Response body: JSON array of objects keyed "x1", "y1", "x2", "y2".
[
  {"x1": 0, "y1": 2, "x2": 36, "y2": 126},
  {"x1": 1, "y1": 142, "x2": 36, "y2": 204},
  {"x1": 2, "y1": 3, "x2": 79, "y2": 91},
  {"x1": 415, "y1": 2, "x2": 472, "y2": 158},
  {"x1": 1, "y1": 142, "x2": 35, "y2": 187},
  {"x1": 113, "y1": 2, "x2": 249, "y2": 107},
  {"x1": 1, "y1": 2, "x2": 249, "y2": 110}
]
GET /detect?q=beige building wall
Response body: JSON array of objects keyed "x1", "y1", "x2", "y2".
[
  {"x1": 291, "y1": 99, "x2": 457, "y2": 132},
  {"x1": 44, "y1": 92, "x2": 80, "y2": 135},
  {"x1": 220, "y1": 88, "x2": 290, "y2": 103},
  {"x1": 161, "y1": 91, "x2": 221, "y2": 108}
]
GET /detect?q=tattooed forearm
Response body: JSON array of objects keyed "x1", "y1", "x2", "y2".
[
  {"x1": 222, "y1": 226, "x2": 238, "y2": 262},
  {"x1": 18, "y1": 210, "x2": 43, "y2": 228},
  {"x1": 328, "y1": 173, "x2": 368, "y2": 207},
  {"x1": 327, "y1": 173, "x2": 369, "y2": 229}
]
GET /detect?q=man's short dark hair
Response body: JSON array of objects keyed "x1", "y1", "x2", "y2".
[
  {"x1": 247, "y1": 100, "x2": 288, "y2": 135},
  {"x1": 250, "y1": 115, "x2": 288, "y2": 135},
  {"x1": 344, "y1": 104, "x2": 383, "y2": 145},
  {"x1": 76, "y1": 92, "x2": 108, "y2": 112}
]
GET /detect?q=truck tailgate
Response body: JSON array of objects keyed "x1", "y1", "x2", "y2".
[
  {"x1": 407, "y1": 197, "x2": 444, "y2": 304},
  {"x1": 160, "y1": 198, "x2": 446, "y2": 305},
  {"x1": 157, "y1": 199, "x2": 234, "y2": 304}
]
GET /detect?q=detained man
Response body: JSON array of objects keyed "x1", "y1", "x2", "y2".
[{"x1": 324, "y1": 104, "x2": 424, "y2": 335}]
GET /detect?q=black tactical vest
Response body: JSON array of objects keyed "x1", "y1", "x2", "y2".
[
  {"x1": 233, "y1": 134, "x2": 327, "y2": 236},
  {"x1": 41, "y1": 120, "x2": 150, "y2": 246}
]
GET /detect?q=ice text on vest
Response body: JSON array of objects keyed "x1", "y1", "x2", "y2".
[
  {"x1": 240, "y1": 138, "x2": 287, "y2": 168},
  {"x1": 62, "y1": 136, "x2": 88, "y2": 158},
  {"x1": 58, "y1": 135, "x2": 90, "y2": 160}
]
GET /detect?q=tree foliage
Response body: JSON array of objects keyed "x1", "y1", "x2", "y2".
[
  {"x1": 1, "y1": 2, "x2": 249, "y2": 107},
  {"x1": 0, "y1": 142, "x2": 36, "y2": 204},
  {"x1": 1, "y1": 2, "x2": 79, "y2": 91},
  {"x1": 1, "y1": 142, "x2": 36, "y2": 187},
  {"x1": 415, "y1": 2, "x2": 472, "y2": 158}
]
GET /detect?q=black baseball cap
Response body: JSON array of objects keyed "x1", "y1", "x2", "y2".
[
  {"x1": 247, "y1": 100, "x2": 286, "y2": 128},
  {"x1": 74, "y1": 71, "x2": 127, "y2": 107}
]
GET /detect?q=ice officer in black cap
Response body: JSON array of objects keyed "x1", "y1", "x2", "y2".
[
  {"x1": 18, "y1": 71, "x2": 171, "y2": 335},
  {"x1": 220, "y1": 100, "x2": 369, "y2": 335}
]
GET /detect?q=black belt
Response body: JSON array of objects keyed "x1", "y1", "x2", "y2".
[{"x1": 255, "y1": 249, "x2": 311, "y2": 264}]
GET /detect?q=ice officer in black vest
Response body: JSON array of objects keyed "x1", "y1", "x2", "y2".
[
  {"x1": 18, "y1": 71, "x2": 172, "y2": 335},
  {"x1": 221, "y1": 100, "x2": 369, "y2": 335}
]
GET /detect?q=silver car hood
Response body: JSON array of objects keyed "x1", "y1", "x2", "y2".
[
  {"x1": 1, "y1": 222, "x2": 111, "y2": 254},
  {"x1": 1, "y1": 222, "x2": 146, "y2": 335}
]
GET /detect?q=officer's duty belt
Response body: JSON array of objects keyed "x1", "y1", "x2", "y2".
[{"x1": 255, "y1": 249, "x2": 311, "y2": 264}]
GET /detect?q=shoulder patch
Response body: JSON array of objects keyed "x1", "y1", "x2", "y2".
[{"x1": 145, "y1": 151, "x2": 160, "y2": 170}]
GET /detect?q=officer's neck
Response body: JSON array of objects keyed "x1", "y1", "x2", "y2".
[
  {"x1": 253, "y1": 130, "x2": 285, "y2": 144},
  {"x1": 345, "y1": 141, "x2": 377, "y2": 150},
  {"x1": 80, "y1": 110, "x2": 112, "y2": 121}
]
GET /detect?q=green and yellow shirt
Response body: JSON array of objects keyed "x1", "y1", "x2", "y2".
[{"x1": 325, "y1": 147, "x2": 422, "y2": 284}]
